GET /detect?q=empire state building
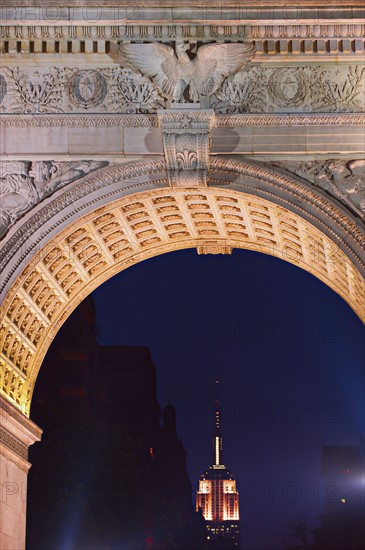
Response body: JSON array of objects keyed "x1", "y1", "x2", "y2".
[{"x1": 196, "y1": 381, "x2": 240, "y2": 548}]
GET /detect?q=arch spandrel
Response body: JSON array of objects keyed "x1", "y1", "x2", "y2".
[{"x1": 0, "y1": 177, "x2": 364, "y2": 416}]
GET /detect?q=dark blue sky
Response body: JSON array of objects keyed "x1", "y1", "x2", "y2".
[{"x1": 93, "y1": 248, "x2": 364, "y2": 550}]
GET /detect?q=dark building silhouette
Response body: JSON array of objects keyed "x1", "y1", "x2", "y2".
[
  {"x1": 27, "y1": 295, "x2": 204, "y2": 549},
  {"x1": 154, "y1": 403, "x2": 193, "y2": 517},
  {"x1": 98, "y1": 345, "x2": 161, "y2": 438},
  {"x1": 298, "y1": 441, "x2": 365, "y2": 550}
]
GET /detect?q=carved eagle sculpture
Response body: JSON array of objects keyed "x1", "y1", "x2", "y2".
[{"x1": 118, "y1": 42, "x2": 255, "y2": 103}]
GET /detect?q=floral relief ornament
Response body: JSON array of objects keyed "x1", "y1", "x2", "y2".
[
  {"x1": 210, "y1": 65, "x2": 365, "y2": 114},
  {"x1": 1, "y1": 67, "x2": 73, "y2": 113},
  {"x1": 0, "y1": 64, "x2": 363, "y2": 115},
  {"x1": 107, "y1": 67, "x2": 165, "y2": 113}
]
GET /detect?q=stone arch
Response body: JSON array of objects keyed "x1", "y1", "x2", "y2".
[{"x1": 0, "y1": 159, "x2": 364, "y2": 417}]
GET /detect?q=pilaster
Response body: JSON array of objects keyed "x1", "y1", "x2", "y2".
[{"x1": 0, "y1": 394, "x2": 42, "y2": 550}]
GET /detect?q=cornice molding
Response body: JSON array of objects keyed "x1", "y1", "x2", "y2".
[
  {"x1": 1, "y1": 24, "x2": 364, "y2": 40},
  {"x1": 1, "y1": 1, "x2": 364, "y2": 5},
  {"x1": 0, "y1": 394, "x2": 42, "y2": 469},
  {"x1": 1, "y1": 113, "x2": 364, "y2": 128},
  {"x1": 1, "y1": 35, "x2": 363, "y2": 60},
  {"x1": 0, "y1": 393, "x2": 42, "y2": 443},
  {"x1": 216, "y1": 114, "x2": 365, "y2": 127},
  {"x1": 0, "y1": 113, "x2": 158, "y2": 127},
  {"x1": 0, "y1": 2, "x2": 364, "y2": 22}
]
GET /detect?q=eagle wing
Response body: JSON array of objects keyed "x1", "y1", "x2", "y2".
[
  {"x1": 193, "y1": 43, "x2": 255, "y2": 96},
  {"x1": 118, "y1": 43, "x2": 180, "y2": 100}
]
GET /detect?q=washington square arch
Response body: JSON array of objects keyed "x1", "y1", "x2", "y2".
[{"x1": 0, "y1": 0, "x2": 364, "y2": 547}]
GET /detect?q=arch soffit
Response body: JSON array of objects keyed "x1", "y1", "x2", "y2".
[{"x1": 0, "y1": 158, "x2": 364, "y2": 416}]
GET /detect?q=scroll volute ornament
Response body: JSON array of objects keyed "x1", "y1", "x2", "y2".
[{"x1": 158, "y1": 108, "x2": 216, "y2": 187}]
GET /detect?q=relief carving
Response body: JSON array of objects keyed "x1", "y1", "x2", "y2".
[
  {"x1": 0, "y1": 66, "x2": 164, "y2": 114},
  {"x1": 0, "y1": 73, "x2": 7, "y2": 104},
  {"x1": 0, "y1": 160, "x2": 107, "y2": 238},
  {"x1": 158, "y1": 109, "x2": 215, "y2": 187},
  {"x1": 69, "y1": 70, "x2": 107, "y2": 110},
  {"x1": 273, "y1": 159, "x2": 365, "y2": 218},
  {"x1": 107, "y1": 67, "x2": 165, "y2": 113},
  {"x1": 268, "y1": 68, "x2": 308, "y2": 107},
  {"x1": 118, "y1": 42, "x2": 255, "y2": 103},
  {"x1": 0, "y1": 161, "x2": 36, "y2": 237},
  {"x1": 197, "y1": 242, "x2": 233, "y2": 255},
  {"x1": 0, "y1": 64, "x2": 363, "y2": 115},
  {"x1": 1, "y1": 67, "x2": 73, "y2": 113},
  {"x1": 210, "y1": 65, "x2": 365, "y2": 114},
  {"x1": 310, "y1": 66, "x2": 365, "y2": 112}
]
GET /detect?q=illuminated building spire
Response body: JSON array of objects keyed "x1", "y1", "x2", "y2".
[
  {"x1": 196, "y1": 377, "x2": 240, "y2": 547},
  {"x1": 214, "y1": 378, "x2": 223, "y2": 467}
]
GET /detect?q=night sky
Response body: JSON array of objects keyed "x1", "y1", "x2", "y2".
[{"x1": 92, "y1": 248, "x2": 364, "y2": 550}]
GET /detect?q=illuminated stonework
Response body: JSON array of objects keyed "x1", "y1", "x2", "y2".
[
  {"x1": 0, "y1": 3, "x2": 364, "y2": 547},
  {"x1": 0, "y1": 182, "x2": 364, "y2": 416}
]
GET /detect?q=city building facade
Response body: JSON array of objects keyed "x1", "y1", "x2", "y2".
[{"x1": 196, "y1": 382, "x2": 240, "y2": 547}]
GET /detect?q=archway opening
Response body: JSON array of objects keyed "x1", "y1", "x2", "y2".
[
  {"x1": 26, "y1": 248, "x2": 365, "y2": 550},
  {"x1": 1, "y1": 185, "x2": 364, "y2": 418}
]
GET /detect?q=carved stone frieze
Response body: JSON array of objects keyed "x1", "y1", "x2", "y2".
[
  {"x1": 107, "y1": 66, "x2": 165, "y2": 113},
  {"x1": 0, "y1": 66, "x2": 165, "y2": 114},
  {"x1": 210, "y1": 65, "x2": 365, "y2": 114},
  {"x1": 0, "y1": 160, "x2": 107, "y2": 239},
  {"x1": 0, "y1": 67, "x2": 73, "y2": 114},
  {"x1": 158, "y1": 108, "x2": 215, "y2": 186},
  {"x1": 272, "y1": 160, "x2": 365, "y2": 219},
  {"x1": 1, "y1": 64, "x2": 364, "y2": 115}
]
